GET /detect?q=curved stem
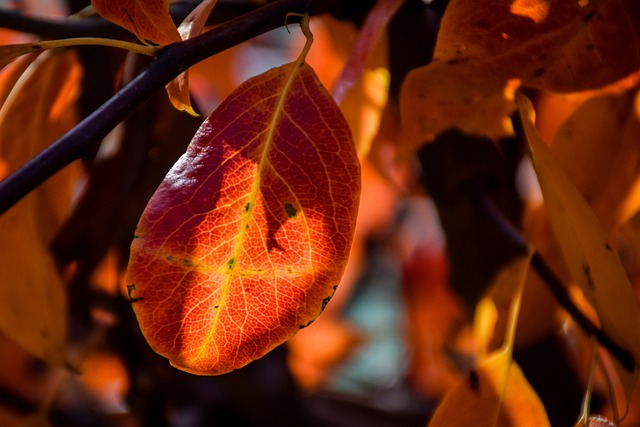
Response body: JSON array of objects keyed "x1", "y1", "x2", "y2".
[{"x1": 34, "y1": 37, "x2": 159, "y2": 56}]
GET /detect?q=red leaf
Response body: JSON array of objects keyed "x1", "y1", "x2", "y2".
[
  {"x1": 127, "y1": 61, "x2": 361, "y2": 375},
  {"x1": 92, "y1": 0, "x2": 180, "y2": 46}
]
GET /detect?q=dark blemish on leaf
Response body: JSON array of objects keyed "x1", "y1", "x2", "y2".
[
  {"x1": 166, "y1": 255, "x2": 174, "y2": 262},
  {"x1": 446, "y1": 57, "x2": 468, "y2": 66},
  {"x1": 127, "y1": 284, "x2": 144, "y2": 303},
  {"x1": 532, "y1": 67, "x2": 545, "y2": 77},
  {"x1": 299, "y1": 319, "x2": 315, "y2": 329},
  {"x1": 583, "y1": 263, "x2": 595, "y2": 289},
  {"x1": 321, "y1": 285, "x2": 339, "y2": 311},
  {"x1": 133, "y1": 235, "x2": 139, "y2": 240},
  {"x1": 583, "y1": 10, "x2": 596, "y2": 22},
  {"x1": 284, "y1": 203, "x2": 297, "y2": 218},
  {"x1": 469, "y1": 369, "x2": 480, "y2": 391},
  {"x1": 244, "y1": 202, "x2": 251, "y2": 213},
  {"x1": 214, "y1": 305, "x2": 219, "y2": 309},
  {"x1": 182, "y1": 259, "x2": 193, "y2": 267},
  {"x1": 605, "y1": 243, "x2": 612, "y2": 251},
  {"x1": 476, "y1": 18, "x2": 491, "y2": 29},
  {"x1": 227, "y1": 258, "x2": 235, "y2": 270},
  {"x1": 32, "y1": 44, "x2": 42, "y2": 52}
]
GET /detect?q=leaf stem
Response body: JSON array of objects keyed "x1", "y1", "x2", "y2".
[{"x1": 32, "y1": 37, "x2": 160, "y2": 56}]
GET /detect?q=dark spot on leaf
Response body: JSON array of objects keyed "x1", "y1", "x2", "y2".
[
  {"x1": 299, "y1": 319, "x2": 315, "y2": 329},
  {"x1": 321, "y1": 285, "x2": 339, "y2": 311},
  {"x1": 476, "y1": 19, "x2": 491, "y2": 29},
  {"x1": 166, "y1": 255, "x2": 174, "y2": 261},
  {"x1": 446, "y1": 57, "x2": 468, "y2": 65},
  {"x1": 244, "y1": 202, "x2": 251, "y2": 212},
  {"x1": 605, "y1": 243, "x2": 612, "y2": 251},
  {"x1": 227, "y1": 258, "x2": 235, "y2": 270},
  {"x1": 182, "y1": 259, "x2": 193, "y2": 267},
  {"x1": 469, "y1": 369, "x2": 480, "y2": 391},
  {"x1": 583, "y1": 10, "x2": 596, "y2": 22},
  {"x1": 133, "y1": 235, "x2": 139, "y2": 239},
  {"x1": 583, "y1": 263, "x2": 595, "y2": 289},
  {"x1": 532, "y1": 67, "x2": 545, "y2": 77},
  {"x1": 214, "y1": 305, "x2": 219, "y2": 309},
  {"x1": 284, "y1": 203, "x2": 297, "y2": 218},
  {"x1": 127, "y1": 284, "x2": 144, "y2": 303}
]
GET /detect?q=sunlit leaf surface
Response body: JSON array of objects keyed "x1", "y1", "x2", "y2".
[{"x1": 127, "y1": 59, "x2": 361, "y2": 375}]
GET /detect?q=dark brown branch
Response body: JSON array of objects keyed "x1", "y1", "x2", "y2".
[
  {"x1": 469, "y1": 181, "x2": 636, "y2": 372},
  {"x1": 0, "y1": 0, "x2": 340, "y2": 215},
  {"x1": 0, "y1": 2, "x2": 258, "y2": 40}
]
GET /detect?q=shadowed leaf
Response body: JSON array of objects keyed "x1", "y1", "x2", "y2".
[
  {"x1": 550, "y1": 86, "x2": 640, "y2": 231},
  {"x1": 428, "y1": 350, "x2": 551, "y2": 427},
  {"x1": 430, "y1": 255, "x2": 550, "y2": 427},
  {"x1": 519, "y1": 93, "x2": 640, "y2": 403},
  {"x1": 127, "y1": 58, "x2": 361, "y2": 375},
  {"x1": 0, "y1": 50, "x2": 83, "y2": 366},
  {"x1": 92, "y1": 0, "x2": 180, "y2": 46},
  {"x1": 166, "y1": 0, "x2": 218, "y2": 115},
  {"x1": 400, "y1": 0, "x2": 640, "y2": 147}
]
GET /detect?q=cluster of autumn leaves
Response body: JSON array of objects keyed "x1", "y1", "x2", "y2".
[{"x1": 1, "y1": 0, "x2": 640, "y2": 426}]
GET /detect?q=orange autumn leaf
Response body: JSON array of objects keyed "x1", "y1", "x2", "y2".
[
  {"x1": 550, "y1": 86, "x2": 640, "y2": 231},
  {"x1": 428, "y1": 349, "x2": 551, "y2": 427},
  {"x1": 126, "y1": 56, "x2": 361, "y2": 375},
  {"x1": 428, "y1": 254, "x2": 550, "y2": 427},
  {"x1": 92, "y1": 0, "x2": 180, "y2": 46},
  {"x1": 166, "y1": 0, "x2": 218, "y2": 115},
  {"x1": 0, "y1": 50, "x2": 83, "y2": 366},
  {"x1": 400, "y1": 0, "x2": 640, "y2": 147}
]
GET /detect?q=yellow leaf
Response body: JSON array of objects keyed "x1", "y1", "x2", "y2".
[
  {"x1": 0, "y1": 50, "x2": 83, "y2": 366},
  {"x1": 428, "y1": 349, "x2": 550, "y2": 427},
  {"x1": 431, "y1": 254, "x2": 548, "y2": 427},
  {"x1": 550, "y1": 87, "x2": 640, "y2": 231},
  {"x1": 518, "y1": 93, "x2": 640, "y2": 403}
]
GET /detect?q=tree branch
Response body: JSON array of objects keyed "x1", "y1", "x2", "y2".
[
  {"x1": 0, "y1": 0, "x2": 337, "y2": 215},
  {"x1": 0, "y1": 1, "x2": 259, "y2": 40},
  {"x1": 468, "y1": 181, "x2": 636, "y2": 372}
]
